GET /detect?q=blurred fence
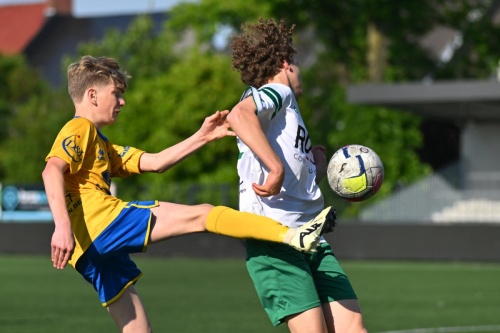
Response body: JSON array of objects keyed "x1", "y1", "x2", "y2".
[
  {"x1": 0, "y1": 182, "x2": 238, "y2": 223},
  {"x1": 2, "y1": 169, "x2": 500, "y2": 261},
  {"x1": 4, "y1": 166, "x2": 500, "y2": 224},
  {"x1": 2, "y1": 221, "x2": 499, "y2": 262}
]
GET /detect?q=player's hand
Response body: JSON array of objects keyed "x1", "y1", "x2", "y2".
[
  {"x1": 51, "y1": 224, "x2": 75, "y2": 269},
  {"x1": 312, "y1": 145, "x2": 327, "y2": 183},
  {"x1": 201, "y1": 110, "x2": 236, "y2": 143},
  {"x1": 252, "y1": 169, "x2": 284, "y2": 197}
]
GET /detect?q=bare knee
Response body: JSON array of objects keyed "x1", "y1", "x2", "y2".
[
  {"x1": 197, "y1": 203, "x2": 214, "y2": 231},
  {"x1": 107, "y1": 286, "x2": 152, "y2": 333},
  {"x1": 285, "y1": 307, "x2": 328, "y2": 333},
  {"x1": 324, "y1": 299, "x2": 366, "y2": 333}
]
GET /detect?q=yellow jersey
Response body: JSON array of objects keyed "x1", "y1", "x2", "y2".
[{"x1": 45, "y1": 117, "x2": 144, "y2": 266}]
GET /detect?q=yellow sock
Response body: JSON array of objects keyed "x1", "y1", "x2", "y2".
[{"x1": 206, "y1": 206, "x2": 289, "y2": 243}]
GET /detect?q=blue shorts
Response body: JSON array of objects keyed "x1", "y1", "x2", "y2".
[{"x1": 75, "y1": 200, "x2": 158, "y2": 306}]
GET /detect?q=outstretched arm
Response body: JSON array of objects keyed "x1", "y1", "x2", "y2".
[
  {"x1": 139, "y1": 110, "x2": 235, "y2": 173},
  {"x1": 42, "y1": 157, "x2": 74, "y2": 269}
]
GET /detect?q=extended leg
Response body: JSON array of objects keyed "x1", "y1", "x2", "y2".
[{"x1": 149, "y1": 202, "x2": 334, "y2": 252}]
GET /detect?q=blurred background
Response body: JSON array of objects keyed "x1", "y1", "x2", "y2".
[
  {"x1": 1, "y1": 1, "x2": 500, "y2": 333},
  {"x1": 1, "y1": 0, "x2": 500, "y2": 259}
]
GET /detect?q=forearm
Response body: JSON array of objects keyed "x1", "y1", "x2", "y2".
[
  {"x1": 42, "y1": 157, "x2": 75, "y2": 269},
  {"x1": 140, "y1": 130, "x2": 207, "y2": 173}
]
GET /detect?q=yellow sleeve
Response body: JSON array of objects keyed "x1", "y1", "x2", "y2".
[
  {"x1": 108, "y1": 142, "x2": 145, "y2": 177},
  {"x1": 45, "y1": 118, "x2": 93, "y2": 174}
]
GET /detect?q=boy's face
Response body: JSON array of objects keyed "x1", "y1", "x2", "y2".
[{"x1": 94, "y1": 83, "x2": 125, "y2": 126}]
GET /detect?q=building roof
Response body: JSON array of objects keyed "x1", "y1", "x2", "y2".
[
  {"x1": 347, "y1": 79, "x2": 500, "y2": 122},
  {"x1": 0, "y1": 2, "x2": 47, "y2": 54}
]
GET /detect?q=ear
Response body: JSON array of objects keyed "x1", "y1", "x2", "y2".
[
  {"x1": 86, "y1": 88, "x2": 98, "y2": 106},
  {"x1": 283, "y1": 60, "x2": 297, "y2": 73}
]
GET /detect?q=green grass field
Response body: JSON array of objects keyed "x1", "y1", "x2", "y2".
[{"x1": 0, "y1": 255, "x2": 499, "y2": 333}]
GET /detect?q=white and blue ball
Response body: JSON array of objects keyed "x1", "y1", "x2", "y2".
[{"x1": 327, "y1": 144, "x2": 384, "y2": 202}]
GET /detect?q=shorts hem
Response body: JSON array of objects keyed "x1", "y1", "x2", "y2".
[
  {"x1": 273, "y1": 301, "x2": 321, "y2": 326},
  {"x1": 101, "y1": 272, "x2": 143, "y2": 307}
]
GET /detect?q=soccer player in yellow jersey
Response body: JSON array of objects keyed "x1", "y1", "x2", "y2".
[{"x1": 42, "y1": 55, "x2": 336, "y2": 333}]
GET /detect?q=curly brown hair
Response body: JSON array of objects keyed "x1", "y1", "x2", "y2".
[
  {"x1": 231, "y1": 18, "x2": 297, "y2": 88},
  {"x1": 67, "y1": 55, "x2": 131, "y2": 103}
]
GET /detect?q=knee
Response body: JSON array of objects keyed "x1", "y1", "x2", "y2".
[
  {"x1": 199, "y1": 203, "x2": 214, "y2": 216},
  {"x1": 198, "y1": 204, "x2": 214, "y2": 230}
]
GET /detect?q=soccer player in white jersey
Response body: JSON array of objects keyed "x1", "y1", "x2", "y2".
[
  {"x1": 42, "y1": 55, "x2": 337, "y2": 333},
  {"x1": 226, "y1": 18, "x2": 367, "y2": 333}
]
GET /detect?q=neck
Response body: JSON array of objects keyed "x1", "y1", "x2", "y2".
[{"x1": 74, "y1": 104, "x2": 101, "y2": 129}]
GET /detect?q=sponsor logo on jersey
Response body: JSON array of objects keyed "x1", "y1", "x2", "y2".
[
  {"x1": 119, "y1": 146, "x2": 131, "y2": 157},
  {"x1": 293, "y1": 153, "x2": 316, "y2": 174},
  {"x1": 293, "y1": 124, "x2": 317, "y2": 174},
  {"x1": 66, "y1": 193, "x2": 82, "y2": 215},
  {"x1": 102, "y1": 171, "x2": 112, "y2": 187},
  {"x1": 97, "y1": 149, "x2": 106, "y2": 161},
  {"x1": 239, "y1": 180, "x2": 246, "y2": 193},
  {"x1": 295, "y1": 124, "x2": 311, "y2": 154},
  {"x1": 96, "y1": 183, "x2": 111, "y2": 195},
  {"x1": 62, "y1": 135, "x2": 84, "y2": 162}
]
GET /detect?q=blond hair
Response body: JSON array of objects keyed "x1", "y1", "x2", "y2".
[{"x1": 67, "y1": 55, "x2": 131, "y2": 103}]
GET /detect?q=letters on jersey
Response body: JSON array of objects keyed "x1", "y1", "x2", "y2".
[{"x1": 236, "y1": 84, "x2": 324, "y2": 227}]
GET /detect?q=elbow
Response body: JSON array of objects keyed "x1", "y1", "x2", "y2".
[
  {"x1": 147, "y1": 163, "x2": 168, "y2": 174},
  {"x1": 142, "y1": 166, "x2": 163, "y2": 174},
  {"x1": 225, "y1": 108, "x2": 240, "y2": 126},
  {"x1": 140, "y1": 153, "x2": 168, "y2": 174},
  {"x1": 154, "y1": 167, "x2": 166, "y2": 174},
  {"x1": 41, "y1": 165, "x2": 51, "y2": 184}
]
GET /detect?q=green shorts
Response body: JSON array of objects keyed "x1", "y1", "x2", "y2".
[{"x1": 245, "y1": 240, "x2": 357, "y2": 326}]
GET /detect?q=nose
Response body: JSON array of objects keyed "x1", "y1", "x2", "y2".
[{"x1": 119, "y1": 97, "x2": 125, "y2": 106}]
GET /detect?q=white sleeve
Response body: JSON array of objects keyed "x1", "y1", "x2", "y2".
[{"x1": 239, "y1": 86, "x2": 264, "y2": 113}]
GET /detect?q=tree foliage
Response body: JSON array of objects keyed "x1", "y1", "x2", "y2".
[
  {"x1": 164, "y1": 0, "x2": 439, "y2": 213},
  {"x1": 2, "y1": 1, "x2": 500, "y2": 213},
  {"x1": 434, "y1": 0, "x2": 500, "y2": 79},
  {"x1": 0, "y1": 54, "x2": 71, "y2": 183},
  {"x1": 71, "y1": 15, "x2": 244, "y2": 202},
  {"x1": 163, "y1": 0, "x2": 500, "y2": 214}
]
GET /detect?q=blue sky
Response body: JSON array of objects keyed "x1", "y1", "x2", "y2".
[
  {"x1": 1, "y1": 0, "x2": 229, "y2": 48},
  {"x1": 72, "y1": 0, "x2": 188, "y2": 17},
  {"x1": 0, "y1": 0, "x2": 189, "y2": 17}
]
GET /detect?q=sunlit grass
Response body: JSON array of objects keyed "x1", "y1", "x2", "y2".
[{"x1": 0, "y1": 255, "x2": 499, "y2": 332}]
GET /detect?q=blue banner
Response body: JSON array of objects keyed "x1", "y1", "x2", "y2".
[{"x1": 1, "y1": 185, "x2": 53, "y2": 222}]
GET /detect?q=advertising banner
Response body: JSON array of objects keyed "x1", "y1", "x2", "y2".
[{"x1": 0, "y1": 184, "x2": 53, "y2": 222}]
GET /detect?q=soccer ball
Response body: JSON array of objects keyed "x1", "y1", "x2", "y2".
[{"x1": 327, "y1": 144, "x2": 384, "y2": 202}]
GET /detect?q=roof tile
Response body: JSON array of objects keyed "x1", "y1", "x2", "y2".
[{"x1": 0, "y1": 3, "x2": 47, "y2": 54}]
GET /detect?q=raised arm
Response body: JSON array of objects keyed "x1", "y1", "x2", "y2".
[
  {"x1": 139, "y1": 110, "x2": 235, "y2": 173},
  {"x1": 42, "y1": 156, "x2": 74, "y2": 269}
]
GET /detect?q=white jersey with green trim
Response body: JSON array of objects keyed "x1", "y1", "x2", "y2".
[{"x1": 236, "y1": 83, "x2": 324, "y2": 228}]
